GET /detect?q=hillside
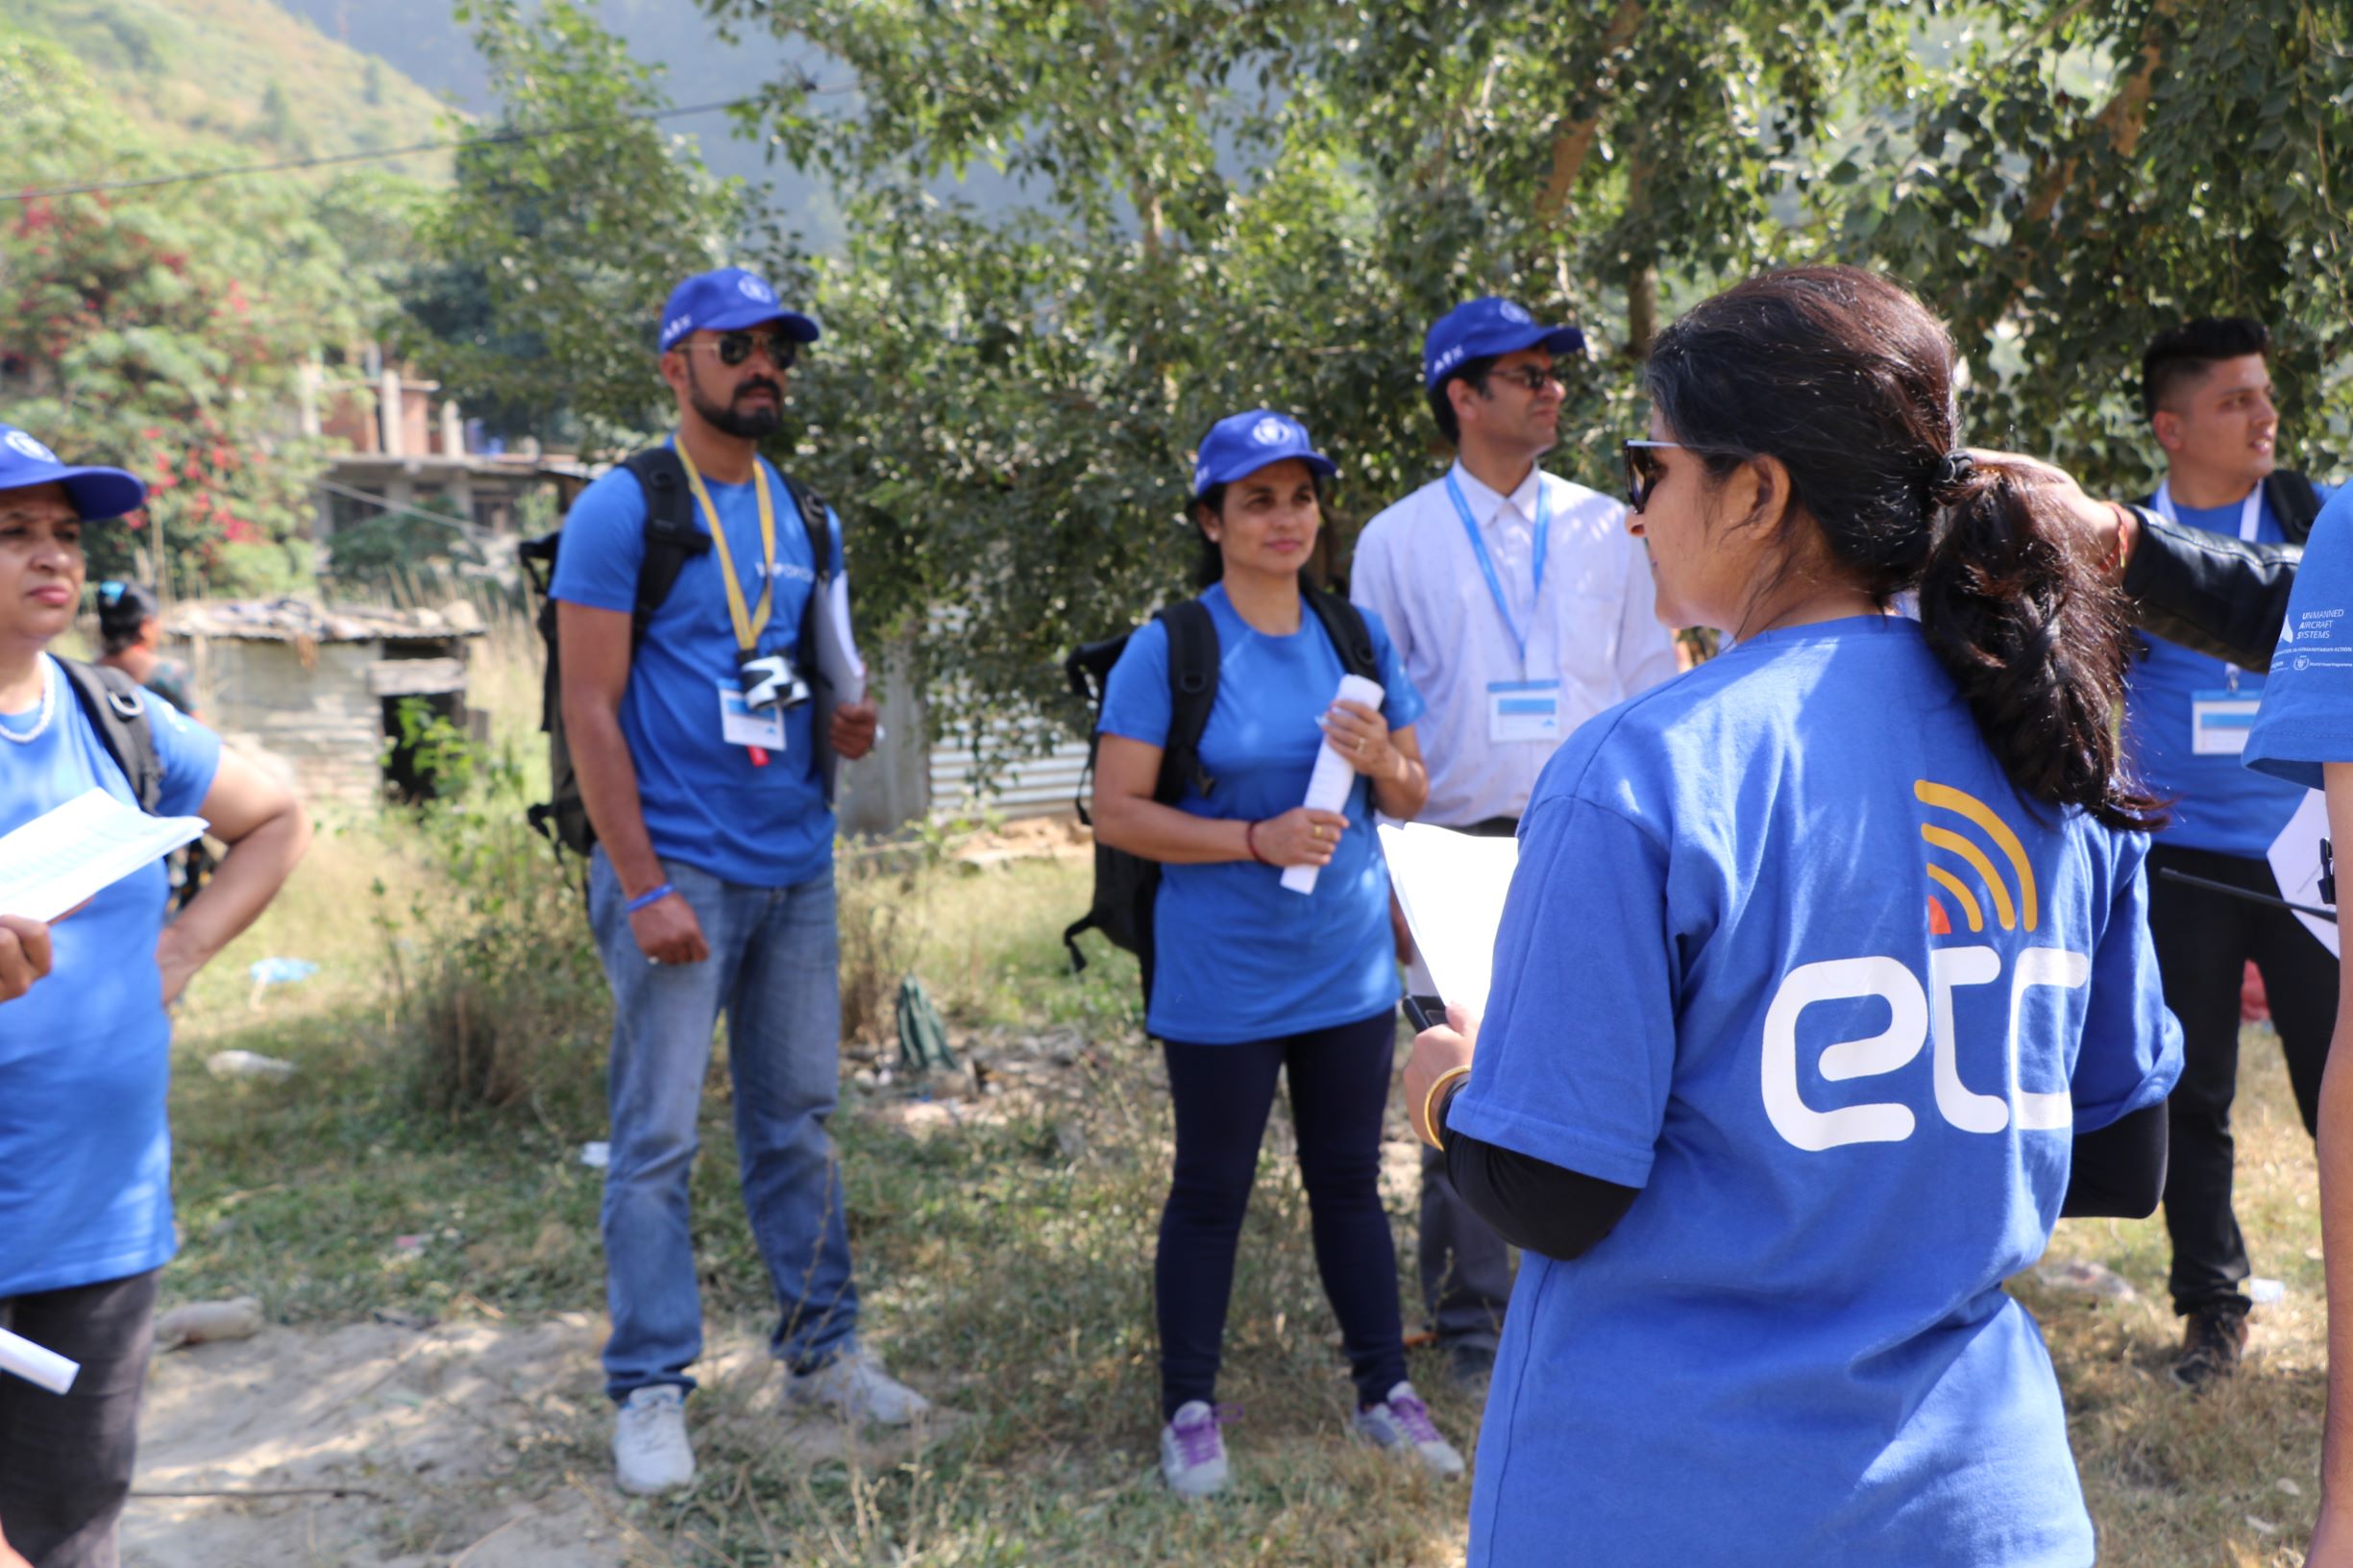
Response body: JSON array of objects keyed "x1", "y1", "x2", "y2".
[{"x1": 2, "y1": 0, "x2": 456, "y2": 185}]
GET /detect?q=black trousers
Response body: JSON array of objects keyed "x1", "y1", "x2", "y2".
[
  {"x1": 0, "y1": 1269, "x2": 159, "y2": 1568},
  {"x1": 1155, "y1": 1011, "x2": 1408, "y2": 1419},
  {"x1": 2147, "y1": 844, "x2": 2336, "y2": 1317}
]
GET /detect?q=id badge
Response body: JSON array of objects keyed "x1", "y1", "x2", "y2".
[
  {"x1": 2192, "y1": 689, "x2": 2259, "y2": 756},
  {"x1": 719, "y1": 683, "x2": 786, "y2": 750},
  {"x1": 1487, "y1": 680, "x2": 1562, "y2": 744}
]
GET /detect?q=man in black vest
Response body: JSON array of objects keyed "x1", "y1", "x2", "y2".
[{"x1": 2125, "y1": 317, "x2": 2338, "y2": 1387}]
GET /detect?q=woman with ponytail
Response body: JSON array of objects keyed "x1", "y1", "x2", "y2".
[{"x1": 1401, "y1": 267, "x2": 2182, "y2": 1566}]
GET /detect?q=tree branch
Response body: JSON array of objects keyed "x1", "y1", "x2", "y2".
[
  {"x1": 1534, "y1": 0, "x2": 1646, "y2": 228},
  {"x1": 2020, "y1": 0, "x2": 2178, "y2": 226}
]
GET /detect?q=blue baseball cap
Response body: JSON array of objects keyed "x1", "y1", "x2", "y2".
[
  {"x1": 1423, "y1": 297, "x2": 1586, "y2": 389},
  {"x1": 1189, "y1": 410, "x2": 1337, "y2": 501},
  {"x1": 657, "y1": 267, "x2": 820, "y2": 354},
  {"x1": 0, "y1": 425, "x2": 146, "y2": 520}
]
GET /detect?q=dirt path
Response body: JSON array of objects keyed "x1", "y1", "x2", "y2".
[{"x1": 122, "y1": 1313, "x2": 952, "y2": 1567}]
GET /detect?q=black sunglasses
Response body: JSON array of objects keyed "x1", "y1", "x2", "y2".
[
  {"x1": 1622, "y1": 439, "x2": 1683, "y2": 515},
  {"x1": 686, "y1": 330, "x2": 799, "y2": 370}
]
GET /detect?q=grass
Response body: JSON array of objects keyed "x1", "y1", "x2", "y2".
[{"x1": 160, "y1": 807, "x2": 2334, "y2": 1564}]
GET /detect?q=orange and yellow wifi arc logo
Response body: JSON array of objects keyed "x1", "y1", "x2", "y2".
[{"x1": 1916, "y1": 780, "x2": 2040, "y2": 937}]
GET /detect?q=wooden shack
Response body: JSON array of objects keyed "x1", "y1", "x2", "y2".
[{"x1": 163, "y1": 599, "x2": 485, "y2": 806}]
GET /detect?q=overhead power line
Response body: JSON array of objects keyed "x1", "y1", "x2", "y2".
[{"x1": 2, "y1": 93, "x2": 777, "y2": 205}]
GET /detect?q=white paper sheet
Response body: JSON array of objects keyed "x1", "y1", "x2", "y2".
[
  {"x1": 1378, "y1": 821, "x2": 1520, "y2": 1023},
  {"x1": 817, "y1": 574, "x2": 868, "y2": 703},
  {"x1": 2268, "y1": 789, "x2": 2340, "y2": 958},
  {"x1": 1283, "y1": 674, "x2": 1388, "y2": 895},
  {"x1": 0, "y1": 788, "x2": 207, "y2": 922},
  {"x1": 0, "y1": 1323, "x2": 80, "y2": 1394}
]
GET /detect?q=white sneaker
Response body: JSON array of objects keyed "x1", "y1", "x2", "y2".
[
  {"x1": 1353, "y1": 1382, "x2": 1464, "y2": 1478},
  {"x1": 786, "y1": 1347, "x2": 932, "y2": 1425},
  {"x1": 1159, "y1": 1400, "x2": 1230, "y2": 1499},
  {"x1": 613, "y1": 1384, "x2": 695, "y2": 1495}
]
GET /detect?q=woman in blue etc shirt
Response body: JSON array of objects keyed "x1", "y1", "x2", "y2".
[
  {"x1": 0, "y1": 427, "x2": 308, "y2": 1568},
  {"x1": 1091, "y1": 409, "x2": 1462, "y2": 1498},
  {"x1": 1403, "y1": 270, "x2": 2183, "y2": 1566}
]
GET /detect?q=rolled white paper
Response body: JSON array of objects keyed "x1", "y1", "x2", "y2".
[
  {"x1": 1281, "y1": 673, "x2": 1387, "y2": 896},
  {"x1": 0, "y1": 1324, "x2": 80, "y2": 1395}
]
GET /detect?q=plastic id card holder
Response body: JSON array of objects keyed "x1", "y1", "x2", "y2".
[
  {"x1": 719, "y1": 683, "x2": 786, "y2": 751},
  {"x1": 1487, "y1": 680, "x2": 1562, "y2": 744},
  {"x1": 2192, "y1": 688, "x2": 2260, "y2": 756}
]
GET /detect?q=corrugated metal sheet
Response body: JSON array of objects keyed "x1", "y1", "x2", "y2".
[{"x1": 928, "y1": 729, "x2": 1090, "y2": 822}]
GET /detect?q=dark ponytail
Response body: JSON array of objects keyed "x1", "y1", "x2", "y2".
[
  {"x1": 1644, "y1": 266, "x2": 2160, "y2": 830},
  {"x1": 1917, "y1": 464, "x2": 2160, "y2": 829}
]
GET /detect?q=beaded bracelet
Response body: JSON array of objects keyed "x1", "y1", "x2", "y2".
[{"x1": 625, "y1": 883, "x2": 675, "y2": 914}]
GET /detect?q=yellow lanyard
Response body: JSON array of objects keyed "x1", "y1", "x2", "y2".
[{"x1": 676, "y1": 444, "x2": 775, "y2": 653}]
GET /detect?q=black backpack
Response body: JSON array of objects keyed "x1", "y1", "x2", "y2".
[
  {"x1": 59, "y1": 658, "x2": 162, "y2": 812},
  {"x1": 519, "y1": 447, "x2": 838, "y2": 856},
  {"x1": 1061, "y1": 588, "x2": 1383, "y2": 1008}
]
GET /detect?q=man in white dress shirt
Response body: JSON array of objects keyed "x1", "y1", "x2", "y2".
[{"x1": 1351, "y1": 296, "x2": 1679, "y2": 1386}]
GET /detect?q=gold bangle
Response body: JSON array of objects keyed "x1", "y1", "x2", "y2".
[{"x1": 1420, "y1": 1065, "x2": 1473, "y2": 1151}]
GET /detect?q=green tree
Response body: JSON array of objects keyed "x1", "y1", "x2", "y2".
[
  {"x1": 1840, "y1": 0, "x2": 2352, "y2": 492},
  {"x1": 0, "y1": 37, "x2": 379, "y2": 594},
  {"x1": 699, "y1": 0, "x2": 1902, "y2": 736},
  {"x1": 400, "y1": 0, "x2": 751, "y2": 454}
]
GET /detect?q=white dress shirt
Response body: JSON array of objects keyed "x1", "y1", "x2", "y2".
[{"x1": 1350, "y1": 460, "x2": 1679, "y2": 827}]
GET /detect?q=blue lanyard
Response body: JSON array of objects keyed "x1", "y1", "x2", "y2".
[{"x1": 1445, "y1": 470, "x2": 1550, "y2": 667}]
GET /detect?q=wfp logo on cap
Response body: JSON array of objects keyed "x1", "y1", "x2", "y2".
[
  {"x1": 1251, "y1": 416, "x2": 1289, "y2": 447},
  {"x1": 1192, "y1": 462, "x2": 1211, "y2": 493},
  {"x1": 4, "y1": 431, "x2": 57, "y2": 464},
  {"x1": 1499, "y1": 302, "x2": 1532, "y2": 325},
  {"x1": 737, "y1": 276, "x2": 776, "y2": 304}
]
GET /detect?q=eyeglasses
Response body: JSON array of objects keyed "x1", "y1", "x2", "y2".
[
  {"x1": 1485, "y1": 365, "x2": 1564, "y2": 395},
  {"x1": 1622, "y1": 440, "x2": 1684, "y2": 515},
  {"x1": 680, "y1": 330, "x2": 799, "y2": 370}
]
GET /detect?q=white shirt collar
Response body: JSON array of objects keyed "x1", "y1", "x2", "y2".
[{"x1": 1450, "y1": 459, "x2": 1543, "y2": 529}]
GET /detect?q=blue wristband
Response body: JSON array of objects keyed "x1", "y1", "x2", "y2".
[{"x1": 625, "y1": 883, "x2": 674, "y2": 914}]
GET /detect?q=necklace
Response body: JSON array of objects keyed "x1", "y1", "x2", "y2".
[{"x1": 0, "y1": 659, "x2": 57, "y2": 745}]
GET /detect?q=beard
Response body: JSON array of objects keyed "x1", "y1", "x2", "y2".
[{"x1": 686, "y1": 361, "x2": 785, "y2": 440}]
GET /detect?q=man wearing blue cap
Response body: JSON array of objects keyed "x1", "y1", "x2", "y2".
[
  {"x1": 1351, "y1": 298, "x2": 1679, "y2": 1388},
  {"x1": 550, "y1": 267, "x2": 920, "y2": 1497}
]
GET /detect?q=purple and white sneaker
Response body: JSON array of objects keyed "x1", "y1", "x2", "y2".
[
  {"x1": 1159, "y1": 1400, "x2": 1231, "y2": 1498},
  {"x1": 1353, "y1": 1381, "x2": 1464, "y2": 1477}
]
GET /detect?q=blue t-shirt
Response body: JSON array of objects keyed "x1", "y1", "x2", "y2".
[
  {"x1": 2246, "y1": 488, "x2": 2353, "y2": 788},
  {"x1": 2123, "y1": 489, "x2": 2320, "y2": 856},
  {"x1": 1451, "y1": 616, "x2": 2180, "y2": 1568},
  {"x1": 550, "y1": 452, "x2": 844, "y2": 888},
  {"x1": 0, "y1": 656, "x2": 222, "y2": 1297},
  {"x1": 1098, "y1": 585, "x2": 1425, "y2": 1043}
]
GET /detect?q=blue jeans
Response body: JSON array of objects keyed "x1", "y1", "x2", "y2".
[{"x1": 589, "y1": 849, "x2": 859, "y2": 1402}]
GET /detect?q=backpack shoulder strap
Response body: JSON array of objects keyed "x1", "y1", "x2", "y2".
[
  {"x1": 1156, "y1": 599, "x2": 1219, "y2": 802},
  {"x1": 2268, "y1": 470, "x2": 2325, "y2": 546},
  {"x1": 58, "y1": 658, "x2": 162, "y2": 813},
  {"x1": 1305, "y1": 587, "x2": 1382, "y2": 683},
  {"x1": 777, "y1": 469, "x2": 835, "y2": 593},
  {"x1": 620, "y1": 448, "x2": 711, "y2": 650}
]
